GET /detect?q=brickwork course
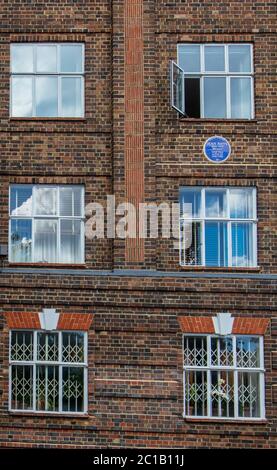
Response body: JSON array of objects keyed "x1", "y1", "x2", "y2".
[{"x1": 0, "y1": 0, "x2": 276, "y2": 449}]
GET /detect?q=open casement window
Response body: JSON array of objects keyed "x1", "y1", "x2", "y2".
[
  {"x1": 172, "y1": 44, "x2": 254, "y2": 119},
  {"x1": 183, "y1": 335, "x2": 265, "y2": 420},
  {"x1": 9, "y1": 330, "x2": 88, "y2": 414}
]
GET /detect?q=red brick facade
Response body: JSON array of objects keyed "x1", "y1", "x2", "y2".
[{"x1": 0, "y1": 0, "x2": 276, "y2": 449}]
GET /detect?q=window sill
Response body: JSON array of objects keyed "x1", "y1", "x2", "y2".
[
  {"x1": 9, "y1": 117, "x2": 87, "y2": 122},
  {"x1": 178, "y1": 118, "x2": 258, "y2": 123},
  {"x1": 184, "y1": 417, "x2": 267, "y2": 424},
  {"x1": 179, "y1": 266, "x2": 261, "y2": 272},
  {"x1": 8, "y1": 263, "x2": 87, "y2": 269},
  {"x1": 9, "y1": 411, "x2": 89, "y2": 419}
]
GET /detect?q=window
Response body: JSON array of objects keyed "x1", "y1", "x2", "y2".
[
  {"x1": 171, "y1": 44, "x2": 253, "y2": 119},
  {"x1": 9, "y1": 330, "x2": 87, "y2": 413},
  {"x1": 9, "y1": 185, "x2": 85, "y2": 264},
  {"x1": 179, "y1": 187, "x2": 257, "y2": 267},
  {"x1": 183, "y1": 335, "x2": 265, "y2": 419},
  {"x1": 10, "y1": 43, "x2": 84, "y2": 117}
]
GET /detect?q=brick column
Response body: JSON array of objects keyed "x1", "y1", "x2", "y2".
[{"x1": 124, "y1": 0, "x2": 145, "y2": 262}]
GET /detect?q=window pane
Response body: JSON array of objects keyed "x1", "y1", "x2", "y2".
[
  {"x1": 229, "y1": 188, "x2": 254, "y2": 219},
  {"x1": 35, "y1": 76, "x2": 58, "y2": 117},
  {"x1": 11, "y1": 365, "x2": 33, "y2": 410},
  {"x1": 204, "y1": 45, "x2": 225, "y2": 72},
  {"x1": 205, "y1": 222, "x2": 228, "y2": 267},
  {"x1": 211, "y1": 371, "x2": 235, "y2": 418},
  {"x1": 37, "y1": 333, "x2": 59, "y2": 361},
  {"x1": 205, "y1": 189, "x2": 227, "y2": 217},
  {"x1": 180, "y1": 188, "x2": 201, "y2": 218},
  {"x1": 34, "y1": 219, "x2": 58, "y2": 263},
  {"x1": 185, "y1": 370, "x2": 207, "y2": 417},
  {"x1": 61, "y1": 77, "x2": 82, "y2": 117},
  {"x1": 36, "y1": 45, "x2": 57, "y2": 73},
  {"x1": 181, "y1": 221, "x2": 202, "y2": 266},
  {"x1": 10, "y1": 219, "x2": 32, "y2": 262},
  {"x1": 231, "y1": 222, "x2": 253, "y2": 267},
  {"x1": 231, "y1": 77, "x2": 252, "y2": 119},
  {"x1": 60, "y1": 44, "x2": 83, "y2": 73},
  {"x1": 178, "y1": 45, "x2": 200, "y2": 73},
  {"x1": 204, "y1": 77, "x2": 226, "y2": 118},
  {"x1": 60, "y1": 187, "x2": 82, "y2": 217},
  {"x1": 229, "y1": 45, "x2": 251, "y2": 73},
  {"x1": 184, "y1": 336, "x2": 207, "y2": 367},
  {"x1": 184, "y1": 77, "x2": 200, "y2": 118},
  {"x1": 10, "y1": 186, "x2": 33, "y2": 216},
  {"x1": 34, "y1": 187, "x2": 57, "y2": 215},
  {"x1": 11, "y1": 44, "x2": 34, "y2": 73},
  {"x1": 11, "y1": 76, "x2": 33, "y2": 117},
  {"x1": 211, "y1": 337, "x2": 233, "y2": 366},
  {"x1": 60, "y1": 219, "x2": 82, "y2": 264},
  {"x1": 62, "y1": 367, "x2": 84, "y2": 412},
  {"x1": 36, "y1": 365, "x2": 59, "y2": 412},
  {"x1": 11, "y1": 331, "x2": 33, "y2": 361},
  {"x1": 62, "y1": 332, "x2": 84, "y2": 363},
  {"x1": 238, "y1": 372, "x2": 260, "y2": 418},
  {"x1": 236, "y1": 337, "x2": 260, "y2": 368}
]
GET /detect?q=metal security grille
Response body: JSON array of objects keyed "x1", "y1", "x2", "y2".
[
  {"x1": 183, "y1": 335, "x2": 265, "y2": 420},
  {"x1": 10, "y1": 330, "x2": 87, "y2": 414}
]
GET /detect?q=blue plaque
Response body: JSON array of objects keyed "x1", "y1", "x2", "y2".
[{"x1": 203, "y1": 136, "x2": 231, "y2": 163}]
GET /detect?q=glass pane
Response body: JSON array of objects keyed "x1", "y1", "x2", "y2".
[
  {"x1": 34, "y1": 187, "x2": 57, "y2": 215},
  {"x1": 236, "y1": 337, "x2": 260, "y2": 368},
  {"x1": 10, "y1": 219, "x2": 32, "y2": 262},
  {"x1": 36, "y1": 365, "x2": 59, "y2": 412},
  {"x1": 171, "y1": 62, "x2": 184, "y2": 114},
  {"x1": 205, "y1": 222, "x2": 228, "y2": 267},
  {"x1": 60, "y1": 187, "x2": 82, "y2": 217},
  {"x1": 11, "y1": 76, "x2": 33, "y2": 117},
  {"x1": 60, "y1": 219, "x2": 82, "y2": 264},
  {"x1": 36, "y1": 45, "x2": 57, "y2": 73},
  {"x1": 35, "y1": 76, "x2": 58, "y2": 117},
  {"x1": 11, "y1": 44, "x2": 34, "y2": 73},
  {"x1": 181, "y1": 221, "x2": 202, "y2": 266},
  {"x1": 11, "y1": 331, "x2": 33, "y2": 361},
  {"x1": 11, "y1": 365, "x2": 33, "y2": 410},
  {"x1": 61, "y1": 77, "x2": 82, "y2": 117},
  {"x1": 211, "y1": 371, "x2": 235, "y2": 418},
  {"x1": 62, "y1": 332, "x2": 84, "y2": 363},
  {"x1": 184, "y1": 336, "x2": 207, "y2": 367},
  {"x1": 10, "y1": 186, "x2": 33, "y2": 216},
  {"x1": 205, "y1": 189, "x2": 227, "y2": 217},
  {"x1": 60, "y1": 44, "x2": 83, "y2": 73},
  {"x1": 211, "y1": 337, "x2": 233, "y2": 366},
  {"x1": 204, "y1": 77, "x2": 226, "y2": 118},
  {"x1": 204, "y1": 45, "x2": 225, "y2": 71},
  {"x1": 229, "y1": 45, "x2": 251, "y2": 73},
  {"x1": 37, "y1": 333, "x2": 59, "y2": 361},
  {"x1": 185, "y1": 370, "x2": 207, "y2": 417},
  {"x1": 230, "y1": 188, "x2": 254, "y2": 219},
  {"x1": 180, "y1": 188, "x2": 201, "y2": 218},
  {"x1": 178, "y1": 45, "x2": 200, "y2": 73},
  {"x1": 238, "y1": 372, "x2": 260, "y2": 418},
  {"x1": 62, "y1": 367, "x2": 84, "y2": 412},
  {"x1": 231, "y1": 222, "x2": 253, "y2": 267},
  {"x1": 231, "y1": 77, "x2": 252, "y2": 119},
  {"x1": 34, "y1": 219, "x2": 58, "y2": 263}
]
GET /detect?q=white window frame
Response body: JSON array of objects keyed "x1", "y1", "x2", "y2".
[
  {"x1": 9, "y1": 184, "x2": 85, "y2": 264},
  {"x1": 9, "y1": 329, "x2": 88, "y2": 415},
  {"x1": 183, "y1": 334, "x2": 265, "y2": 420},
  {"x1": 10, "y1": 43, "x2": 85, "y2": 118},
  {"x1": 177, "y1": 43, "x2": 254, "y2": 119},
  {"x1": 179, "y1": 187, "x2": 258, "y2": 267}
]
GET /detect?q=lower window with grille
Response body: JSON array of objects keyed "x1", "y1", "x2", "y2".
[
  {"x1": 9, "y1": 330, "x2": 87, "y2": 414},
  {"x1": 183, "y1": 335, "x2": 265, "y2": 420}
]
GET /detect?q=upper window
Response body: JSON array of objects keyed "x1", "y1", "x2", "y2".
[
  {"x1": 10, "y1": 43, "x2": 84, "y2": 118},
  {"x1": 9, "y1": 185, "x2": 85, "y2": 264},
  {"x1": 179, "y1": 187, "x2": 257, "y2": 267},
  {"x1": 171, "y1": 44, "x2": 254, "y2": 119},
  {"x1": 183, "y1": 335, "x2": 264, "y2": 420},
  {"x1": 10, "y1": 330, "x2": 87, "y2": 413}
]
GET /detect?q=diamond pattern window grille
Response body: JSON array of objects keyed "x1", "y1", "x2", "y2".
[
  {"x1": 37, "y1": 333, "x2": 59, "y2": 362},
  {"x1": 236, "y1": 337, "x2": 259, "y2": 368},
  {"x1": 184, "y1": 337, "x2": 207, "y2": 367},
  {"x1": 11, "y1": 331, "x2": 33, "y2": 361},
  {"x1": 62, "y1": 332, "x2": 84, "y2": 363}
]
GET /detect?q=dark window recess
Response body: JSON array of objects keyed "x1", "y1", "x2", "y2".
[{"x1": 184, "y1": 78, "x2": 200, "y2": 118}]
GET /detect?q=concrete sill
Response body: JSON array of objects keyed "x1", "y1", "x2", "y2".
[
  {"x1": 184, "y1": 417, "x2": 268, "y2": 425},
  {"x1": 8, "y1": 263, "x2": 87, "y2": 269},
  {"x1": 9, "y1": 117, "x2": 87, "y2": 122},
  {"x1": 9, "y1": 411, "x2": 89, "y2": 419},
  {"x1": 179, "y1": 266, "x2": 261, "y2": 273},
  {"x1": 179, "y1": 118, "x2": 258, "y2": 124}
]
